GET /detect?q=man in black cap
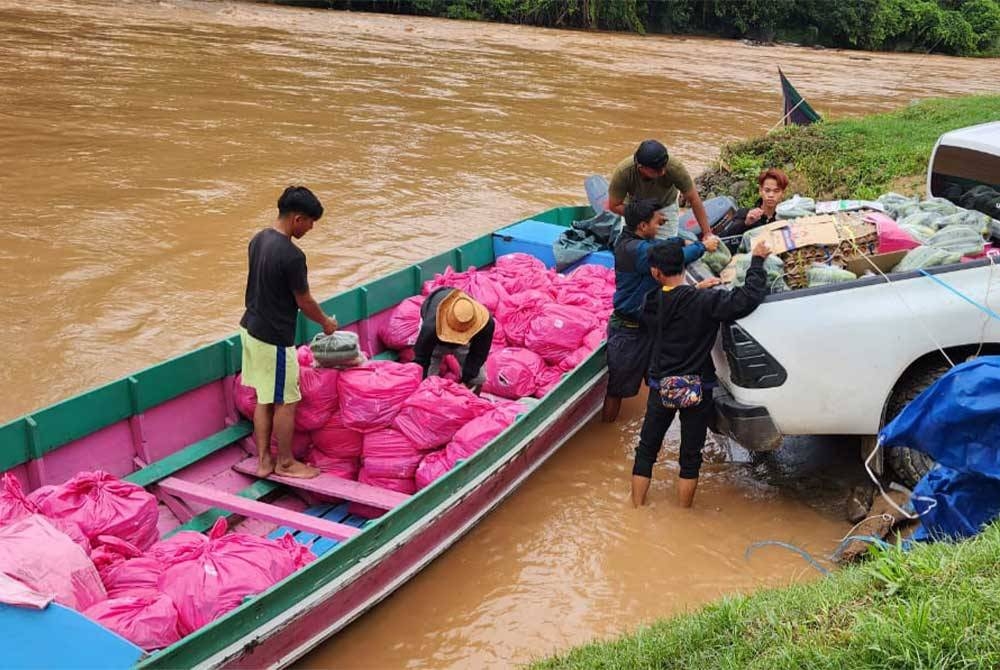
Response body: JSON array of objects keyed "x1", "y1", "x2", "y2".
[{"x1": 607, "y1": 139, "x2": 718, "y2": 248}]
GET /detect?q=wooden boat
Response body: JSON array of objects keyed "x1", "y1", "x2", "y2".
[{"x1": 0, "y1": 205, "x2": 609, "y2": 669}]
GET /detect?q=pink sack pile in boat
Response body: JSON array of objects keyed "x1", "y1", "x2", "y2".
[
  {"x1": 338, "y1": 361, "x2": 423, "y2": 432},
  {"x1": 30, "y1": 471, "x2": 159, "y2": 551},
  {"x1": 83, "y1": 594, "x2": 181, "y2": 651},
  {"x1": 233, "y1": 374, "x2": 257, "y2": 420},
  {"x1": 524, "y1": 303, "x2": 598, "y2": 364},
  {"x1": 444, "y1": 403, "x2": 522, "y2": 466},
  {"x1": 0, "y1": 514, "x2": 106, "y2": 611},
  {"x1": 379, "y1": 295, "x2": 425, "y2": 350},
  {"x1": 462, "y1": 268, "x2": 510, "y2": 312},
  {"x1": 308, "y1": 412, "x2": 363, "y2": 479},
  {"x1": 158, "y1": 518, "x2": 310, "y2": 635},
  {"x1": 294, "y1": 366, "x2": 339, "y2": 432},
  {"x1": 482, "y1": 347, "x2": 546, "y2": 400},
  {"x1": 392, "y1": 377, "x2": 493, "y2": 451},
  {"x1": 358, "y1": 428, "x2": 422, "y2": 494}
]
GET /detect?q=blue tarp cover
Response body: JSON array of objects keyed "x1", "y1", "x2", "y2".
[{"x1": 879, "y1": 356, "x2": 1000, "y2": 541}]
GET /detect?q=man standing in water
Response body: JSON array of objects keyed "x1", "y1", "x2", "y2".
[
  {"x1": 607, "y1": 139, "x2": 720, "y2": 245},
  {"x1": 631, "y1": 238, "x2": 770, "y2": 509},
  {"x1": 240, "y1": 186, "x2": 337, "y2": 479}
]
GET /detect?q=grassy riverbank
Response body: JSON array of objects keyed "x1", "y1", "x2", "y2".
[
  {"x1": 532, "y1": 522, "x2": 1000, "y2": 669},
  {"x1": 697, "y1": 93, "x2": 1000, "y2": 205}
]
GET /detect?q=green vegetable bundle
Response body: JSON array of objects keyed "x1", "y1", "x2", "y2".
[
  {"x1": 892, "y1": 246, "x2": 953, "y2": 272},
  {"x1": 926, "y1": 225, "x2": 986, "y2": 256},
  {"x1": 702, "y1": 243, "x2": 732, "y2": 275},
  {"x1": 806, "y1": 264, "x2": 857, "y2": 287}
]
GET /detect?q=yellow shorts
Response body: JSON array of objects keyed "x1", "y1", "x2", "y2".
[{"x1": 239, "y1": 328, "x2": 301, "y2": 405}]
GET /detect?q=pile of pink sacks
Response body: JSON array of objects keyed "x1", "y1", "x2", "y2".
[
  {"x1": 0, "y1": 471, "x2": 313, "y2": 651},
  {"x1": 233, "y1": 254, "x2": 613, "y2": 497}
]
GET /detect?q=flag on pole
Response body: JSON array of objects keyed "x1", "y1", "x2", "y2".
[{"x1": 779, "y1": 67, "x2": 821, "y2": 126}]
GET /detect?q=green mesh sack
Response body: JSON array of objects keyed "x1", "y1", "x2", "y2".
[
  {"x1": 899, "y1": 223, "x2": 935, "y2": 243},
  {"x1": 934, "y1": 210, "x2": 991, "y2": 234},
  {"x1": 918, "y1": 197, "x2": 959, "y2": 216},
  {"x1": 926, "y1": 225, "x2": 985, "y2": 256},
  {"x1": 892, "y1": 246, "x2": 952, "y2": 273},
  {"x1": 806, "y1": 264, "x2": 857, "y2": 287},
  {"x1": 702, "y1": 243, "x2": 732, "y2": 275}
]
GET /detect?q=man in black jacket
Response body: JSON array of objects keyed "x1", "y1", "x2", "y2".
[{"x1": 631, "y1": 237, "x2": 771, "y2": 509}]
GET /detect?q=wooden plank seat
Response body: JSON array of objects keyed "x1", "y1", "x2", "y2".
[
  {"x1": 166, "y1": 479, "x2": 282, "y2": 537},
  {"x1": 125, "y1": 420, "x2": 254, "y2": 488},
  {"x1": 232, "y1": 457, "x2": 410, "y2": 511},
  {"x1": 158, "y1": 477, "x2": 361, "y2": 541},
  {"x1": 267, "y1": 502, "x2": 369, "y2": 557}
]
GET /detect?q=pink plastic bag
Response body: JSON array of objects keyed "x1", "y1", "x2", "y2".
[
  {"x1": 482, "y1": 347, "x2": 545, "y2": 399},
  {"x1": 361, "y1": 428, "x2": 423, "y2": 479},
  {"x1": 0, "y1": 473, "x2": 36, "y2": 526},
  {"x1": 488, "y1": 253, "x2": 553, "y2": 294},
  {"x1": 534, "y1": 366, "x2": 564, "y2": 398},
  {"x1": 866, "y1": 212, "x2": 921, "y2": 253},
  {"x1": 496, "y1": 290, "x2": 551, "y2": 347},
  {"x1": 297, "y1": 345, "x2": 315, "y2": 368},
  {"x1": 338, "y1": 361, "x2": 423, "y2": 432},
  {"x1": 583, "y1": 329, "x2": 605, "y2": 351},
  {"x1": 233, "y1": 374, "x2": 257, "y2": 421},
  {"x1": 556, "y1": 345, "x2": 592, "y2": 373},
  {"x1": 83, "y1": 594, "x2": 181, "y2": 651},
  {"x1": 379, "y1": 296, "x2": 426, "y2": 350},
  {"x1": 524, "y1": 304, "x2": 597, "y2": 364},
  {"x1": 102, "y1": 557, "x2": 164, "y2": 599},
  {"x1": 445, "y1": 404, "x2": 521, "y2": 463},
  {"x1": 275, "y1": 533, "x2": 317, "y2": 571},
  {"x1": 0, "y1": 515, "x2": 107, "y2": 611},
  {"x1": 392, "y1": 377, "x2": 493, "y2": 450},
  {"x1": 421, "y1": 266, "x2": 477, "y2": 297},
  {"x1": 30, "y1": 471, "x2": 159, "y2": 551},
  {"x1": 358, "y1": 469, "x2": 417, "y2": 495},
  {"x1": 294, "y1": 366, "x2": 339, "y2": 432},
  {"x1": 415, "y1": 450, "x2": 455, "y2": 490},
  {"x1": 310, "y1": 412, "x2": 363, "y2": 459},
  {"x1": 440, "y1": 354, "x2": 462, "y2": 382},
  {"x1": 91, "y1": 536, "x2": 143, "y2": 578},
  {"x1": 159, "y1": 519, "x2": 300, "y2": 635},
  {"x1": 463, "y1": 270, "x2": 509, "y2": 312},
  {"x1": 397, "y1": 347, "x2": 416, "y2": 363}
]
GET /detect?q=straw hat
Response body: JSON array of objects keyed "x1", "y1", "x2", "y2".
[{"x1": 436, "y1": 290, "x2": 490, "y2": 345}]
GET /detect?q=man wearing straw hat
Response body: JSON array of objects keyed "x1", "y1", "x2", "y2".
[{"x1": 413, "y1": 288, "x2": 495, "y2": 391}]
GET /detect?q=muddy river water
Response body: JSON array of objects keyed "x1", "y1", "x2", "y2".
[{"x1": 2, "y1": 1, "x2": 999, "y2": 667}]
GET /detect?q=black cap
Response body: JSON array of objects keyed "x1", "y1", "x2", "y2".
[{"x1": 634, "y1": 139, "x2": 669, "y2": 170}]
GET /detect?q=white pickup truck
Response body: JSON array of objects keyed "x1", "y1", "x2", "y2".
[{"x1": 700, "y1": 122, "x2": 1000, "y2": 487}]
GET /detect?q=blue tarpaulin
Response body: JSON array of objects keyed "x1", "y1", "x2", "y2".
[{"x1": 878, "y1": 356, "x2": 1000, "y2": 541}]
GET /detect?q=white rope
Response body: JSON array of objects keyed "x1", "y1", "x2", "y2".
[{"x1": 768, "y1": 98, "x2": 806, "y2": 133}]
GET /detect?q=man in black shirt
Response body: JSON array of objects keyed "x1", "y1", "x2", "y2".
[
  {"x1": 413, "y1": 289, "x2": 494, "y2": 392},
  {"x1": 239, "y1": 186, "x2": 337, "y2": 479},
  {"x1": 631, "y1": 237, "x2": 771, "y2": 509}
]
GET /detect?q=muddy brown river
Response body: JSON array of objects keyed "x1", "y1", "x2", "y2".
[{"x1": 2, "y1": 1, "x2": 999, "y2": 667}]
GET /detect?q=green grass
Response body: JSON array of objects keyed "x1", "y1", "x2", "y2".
[
  {"x1": 699, "y1": 94, "x2": 1000, "y2": 205},
  {"x1": 531, "y1": 522, "x2": 1000, "y2": 669}
]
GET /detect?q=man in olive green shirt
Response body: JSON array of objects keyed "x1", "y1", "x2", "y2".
[{"x1": 607, "y1": 139, "x2": 718, "y2": 248}]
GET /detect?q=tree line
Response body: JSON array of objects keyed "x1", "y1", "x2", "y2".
[{"x1": 289, "y1": 0, "x2": 1000, "y2": 56}]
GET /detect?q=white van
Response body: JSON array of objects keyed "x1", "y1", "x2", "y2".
[{"x1": 927, "y1": 121, "x2": 1000, "y2": 216}]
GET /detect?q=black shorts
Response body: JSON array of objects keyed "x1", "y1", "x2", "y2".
[{"x1": 605, "y1": 319, "x2": 652, "y2": 399}]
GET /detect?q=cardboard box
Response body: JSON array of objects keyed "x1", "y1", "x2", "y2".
[
  {"x1": 844, "y1": 250, "x2": 908, "y2": 276},
  {"x1": 752, "y1": 215, "x2": 841, "y2": 254}
]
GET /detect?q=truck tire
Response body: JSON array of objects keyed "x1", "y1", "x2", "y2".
[{"x1": 884, "y1": 359, "x2": 951, "y2": 488}]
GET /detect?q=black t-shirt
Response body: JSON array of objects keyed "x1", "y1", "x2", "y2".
[{"x1": 239, "y1": 228, "x2": 309, "y2": 347}]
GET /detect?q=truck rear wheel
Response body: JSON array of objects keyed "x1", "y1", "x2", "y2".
[{"x1": 883, "y1": 359, "x2": 951, "y2": 488}]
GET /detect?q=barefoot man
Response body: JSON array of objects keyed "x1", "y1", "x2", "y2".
[{"x1": 239, "y1": 186, "x2": 337, "y2": 479}]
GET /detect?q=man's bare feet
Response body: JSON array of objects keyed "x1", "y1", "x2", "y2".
[
  {"x1": 275, "y1": 459, "x2": 320, "y2": 479},
  {"x1": 256, "y1": 454, "x2": 276, "y2": 478}
]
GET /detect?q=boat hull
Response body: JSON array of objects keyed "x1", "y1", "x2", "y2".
[{"x1": 216, "y1": 370, "x2": 606, "y2": 668}]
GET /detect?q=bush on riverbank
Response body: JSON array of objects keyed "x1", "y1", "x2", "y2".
[
  {"x1": 288, "y1": 0, "x2": 1000, "y2": 56},
  {"x1": 532, "y1": 521, "x2": 1000, "y2": 669},
  {"x1": 696, "y1": 94, "x2": 1000, "y2": 205}
]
